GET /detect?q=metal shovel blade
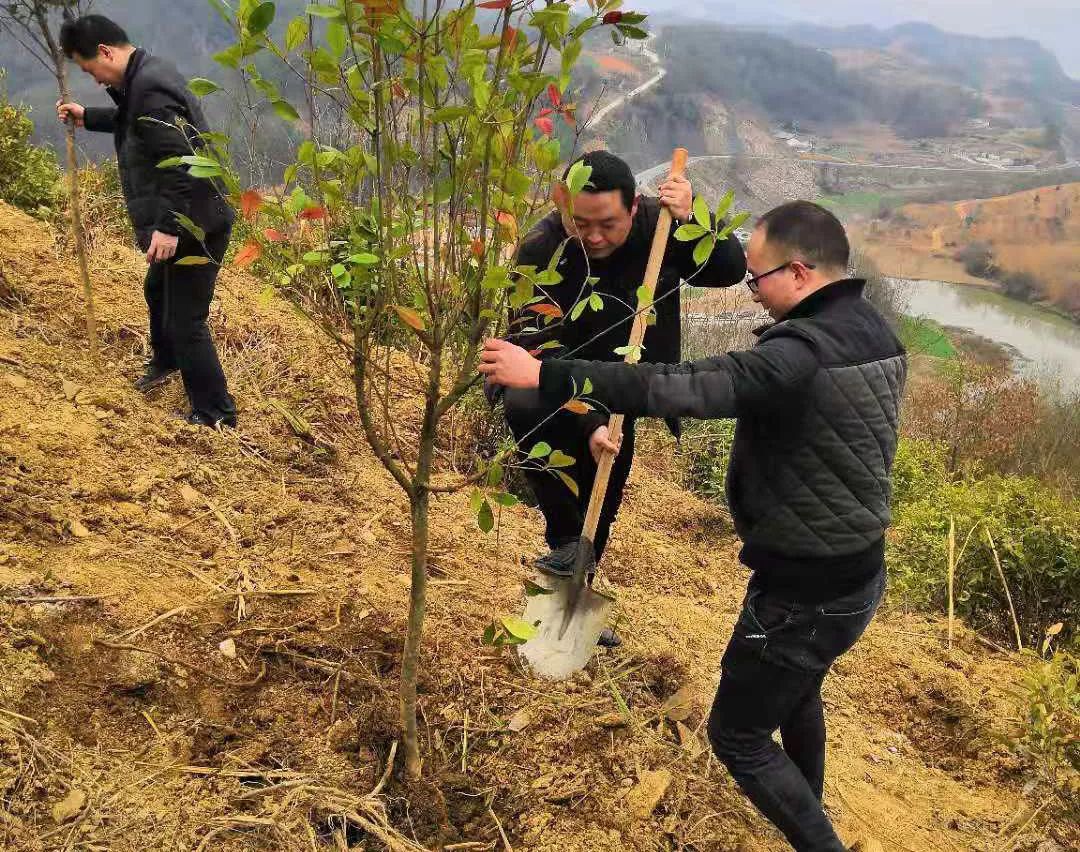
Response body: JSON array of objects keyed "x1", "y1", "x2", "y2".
[
  {"x1": 518, "y1": 577, "x2": 614, "y2": 680},
  {"x1": 518, "y1": 536, "x2": 615, "y2": 680}
]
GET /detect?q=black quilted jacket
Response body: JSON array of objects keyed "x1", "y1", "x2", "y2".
[{"x1": 539, "y1": 278, "x2": 908, "y2": 601}]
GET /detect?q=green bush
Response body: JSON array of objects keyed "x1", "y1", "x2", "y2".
[
  {"x1": 888, "y1": 443, "x2": 1080, "y2": 648},
  {"x1": 1014, "y1": 650, "x2": 1080, "y2": 822},
  {"x1": 678, "y1": 420, "x2": 736, "y2": 504},
  {"x1": 0, "y1": 76, "x2": 60, "y2": 215}
]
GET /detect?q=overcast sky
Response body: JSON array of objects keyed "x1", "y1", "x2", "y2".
[{"x1": 640, "y1": 1, "x2": 1080, "y2": 77}]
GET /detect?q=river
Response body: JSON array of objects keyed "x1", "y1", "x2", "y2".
[{"x1": 895, "y1": 278, "x2": 1080, "y2": 391}]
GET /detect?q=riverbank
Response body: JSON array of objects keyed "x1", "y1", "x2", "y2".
[{"x1": 896, "y1": 277, "x2": 1080, "y2": 389}]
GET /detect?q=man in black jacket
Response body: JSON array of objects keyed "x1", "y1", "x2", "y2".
[
  {"x1": 497, "y1": 151, "x2": 745, "y2": 584},
  {"x1": 57, "y1": 14, "x2": 236, "y2": 428},
  {"x1": 480, "y1": 201, "x2": 904, "y2": 851}
]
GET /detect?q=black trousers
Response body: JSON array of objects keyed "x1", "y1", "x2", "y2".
[
  {"x1": 144, "y1": 229, "x2": 236, "y2": 423},
  {"x1": 501, "y1": 386, "x2": 634, "y2": 558},
  {"x1": 707, "y1": 568, "x2": 886, "y2": 851}
]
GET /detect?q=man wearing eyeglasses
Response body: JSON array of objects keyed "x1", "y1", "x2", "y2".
[{"x1": 480, "y1": 200, "x2": 904, "y2": 852}]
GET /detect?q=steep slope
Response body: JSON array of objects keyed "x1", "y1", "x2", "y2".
[{"x1": 0, "y1": 201, "x2": 1046, "y2": 851}]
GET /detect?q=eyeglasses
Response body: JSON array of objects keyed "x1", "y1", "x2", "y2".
[{"x1": 744, "y1": 261, "x2": 815, "y2": 293}]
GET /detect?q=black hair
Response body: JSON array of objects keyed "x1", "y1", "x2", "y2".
[
  {"x1": 59, "y1": 14, "x2": 130, "y2": 60},
  {"x1": 563, "y1": 150, "x2": 636, "y2": 211},
  {"x1": 757, "y1": 201, "x2": 850, "y2": 270}
]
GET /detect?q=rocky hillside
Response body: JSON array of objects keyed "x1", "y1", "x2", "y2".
[{"x1": 0, "y1": 201, "x2": 1053, "y2": 851}]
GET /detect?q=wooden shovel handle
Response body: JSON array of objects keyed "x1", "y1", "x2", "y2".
[{"x1": 580, "y1": 148, "x2": 688, "y2": 543}]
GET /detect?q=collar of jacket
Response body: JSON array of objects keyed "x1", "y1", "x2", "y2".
[
  {"x1": 106, "y1": 47, "x2": 147, "y2": 103},
  {"x1": 751, "y1": 278, "x2": 866, "y2": 337}
]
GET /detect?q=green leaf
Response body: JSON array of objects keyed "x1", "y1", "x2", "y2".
[
  {"x1": 478, "y1": 499, "x2": 495, "y2": 534},
  {"x1": 174, "y1": 255, "x2": 211, "y2": 266},
  {"x1": 534, "y1": 340, "x2": 562, "y2": 352},
  {"x1": 189, "y1": 165, "x2": 223, "y2": 179},
  {"x1": 636, "y1": 283, "x2": 653, "y2": 308},
  {"x1": 527, "y1": 442, "x2": 552, "y2": 459},
  {"x1": 582, "y1": 378, "x2": 593, "y2": 395},
  {"x1": 617, "y1": 24, "x2": 648, "y2": 40},
  {"x1": 693, "y1": 195, "x2": 711, "y2": 228},
  {"x1": 589, "y1": 292, "x2": 603, "y2": 311},
  {"x1": 482, "y1": 623, "x2": 498, "y2": 645},
  {"x1": 156, "y1": 156, "x2": 184, "y2": 169},
  {"x1": 524, "y1": 579, "x2": 555, "y2": 597},
  {"x1": 486, "y1": 461, "x2": 504, "y2": 488},
  {"x1": 693, "y1": 234, "x2": 716, "y2": 266},
  {"x1": 273, "y1": 99, "x2": 301, "y2": 122},
  {"x1": 432, "y1": 105, "x2": 469, "y2": 122},
  {"x1": 305, "y1": 3, "x2": 343, "y2": 19},
  {"x1": 674, "y1": 223, "x2": 707, "y2": 242},
  {"x1": 188, "y1": 77, "x2": 221, "y2": 97},
  {"x1": 547, "y1": 450, "x2": 575, "y2": 469},
  {"x1": 175, "y1": 213, "x2": 206, "y2": 242},
  {"x1": 570, "y1": 298, "x2": 587, "y2": 322},
  {"x1": 565, "y1": 160, "x2": 592, "y2": 197},
  {"x1": 556, "y1": 471, "x2": 579, "y2": 497},
  {"x1": 285, "y1": 16, "x2": 309, "y2": 52},
  {"x1": 347, "y1": 253, "x2": 379, "y2": 265},
  {"x1": 715, "y1": 189, "x2": 735, "y2": 223},
  {"x1": 247, "y1": 2, "x2": 276, "y2": 35},
  {"x1": 469, "y1": 487, "x2": 485, "y2": 514},
  {"x1": 492, "y1": 492, "x2": 519, "y2": 508},
  {"x1": 326, "y1": 20, "x2": 347, "y2": 58},
  {"x1": 500, "y1": 616, "x2": 538, "y2": 642}
]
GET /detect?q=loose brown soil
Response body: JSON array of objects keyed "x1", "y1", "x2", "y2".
[{"x1": 0, "y1": 201, "x2": 1065, "y2": 851}]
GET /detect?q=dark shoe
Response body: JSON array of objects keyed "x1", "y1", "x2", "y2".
[
  {"x1": 597, "y1": 628, "x2": 622, "y2": 648},
  {"x1": 534, "y1": 539, "x2": 580, "y2": 578},
  {"x1": 175, "y1": 410, "x2": 237, "y2": 429},
  {"x1": 135, "y1": 363, "x2": 177, "y2": 392}
]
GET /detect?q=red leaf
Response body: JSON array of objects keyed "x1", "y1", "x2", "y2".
[
  {"x1": 263, "y1": 228, "x2": 288, "y2": 243},
  {"x1": 560, "y1": 104, "x2": 577, "y2": 129},
  {"x1": 234, "y1": 240, "x2": 262, "y2": 268},
  {"x1": 471, "y1": 238, "x2": 484, "y2": 259},
  {"x1": 502, "y1": 25, "x2": 518, "y2": 51},
  {"x1": 603, "y1": 11, "x2": 623, "y2": 24},
  {"x1": 547, "y1": 84, "x2": 562, "y2": 107},
  {"x1": 478, "y1": 0, "x2": 511, "y2": 7},
  {"x1": 299, "y1": 205, "x2": 327, "y2": 220},
  {"x1": 392, "y1": 80, "x2": 407, "y2": 100},
  {"x1": 563, "y1": 400, "x2": 591, "y2": 414},
  {"x1": 538, "y1": 107, "x2": 554, "y2": 117},
  {"x1": 240, "y1": 189, "x2": 263, "y2": 221},
  {"x1": 393, "y1": 305, "x2": 426, "y2": 332},
  {"x1": 534, "y1": 115, "x2": 554, "y2": 136},
  {"x1": 495, "y1": 210, "x2": 518, "y2": 240},
  {"x1": 528, "y1": 303, "x2": 563, "y2": 318}
]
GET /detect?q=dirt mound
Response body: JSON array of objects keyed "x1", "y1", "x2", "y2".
[{"x1": 0, "y1": 201, "x2": 1055, "y2": 850}]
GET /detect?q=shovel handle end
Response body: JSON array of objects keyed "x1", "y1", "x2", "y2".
[{"x1": 669, "y1": 148, "x2": 689, "y2": 179}]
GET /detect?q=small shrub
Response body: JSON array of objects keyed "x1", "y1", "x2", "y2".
[
  {"x1": 1013, "y1": 650, "x2": 1079, "y2": 824},
  {"x1": 0, "y1": 78, "x2": 60, "y2": 215},
  {"x1": 677, "y1": 420, "x2": 736, "y2": 504},
  {"x1": 888, "y1": 463, "x2": 1080, "y2": 648},
  {"x1": 954, "y1": 241, "x2": 995, "y2": 278}
]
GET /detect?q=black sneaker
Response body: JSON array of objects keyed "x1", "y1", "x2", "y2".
[
  {"x1": 597, "y1": 628, "x2": 622, "y2": 648},
  {"x1": 175, "y1": 410, "x2": 237, "y2": 429},
  {"x1": 534, "y1": 539, "x2": 580, "y2": 578},
  {"x1": 134, "y1": 363, "x2": 177, "y2": 392}
]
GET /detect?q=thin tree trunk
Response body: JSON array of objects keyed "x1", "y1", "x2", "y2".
[
  {"x1": 401, "y1": 485, "x2": 429, "y2": 779},
  {"x1": 34, "y1": 5, "x2": 99, "y2": 365}
]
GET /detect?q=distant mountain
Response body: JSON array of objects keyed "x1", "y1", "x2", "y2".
[{"x1": 761, "y1": 21, "x2": 1080, "y2": 106}]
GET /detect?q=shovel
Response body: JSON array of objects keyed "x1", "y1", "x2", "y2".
[{"x1": 520, "y1": 148, "x2": 690, "y2": 680}]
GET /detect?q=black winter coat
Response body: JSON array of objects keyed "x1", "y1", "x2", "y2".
[
  {"x1": 83, "y1": 48, "x2": 233, "y2": 250},
  {"x1": 511, "y1": 195, "x2": 746, "y2": 437}
]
